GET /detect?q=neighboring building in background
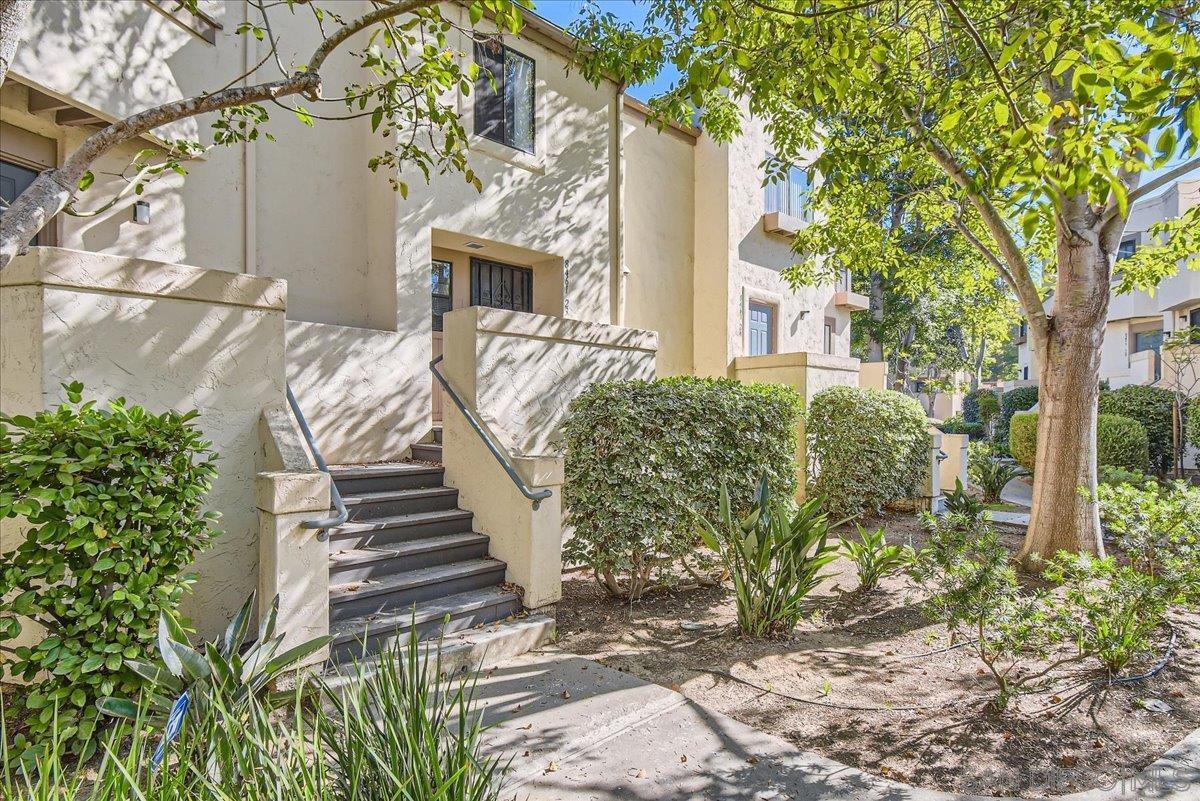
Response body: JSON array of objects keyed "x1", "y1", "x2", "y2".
[{"x1": 1015, "y1": 178, "x2": 1200, "y2": 390}]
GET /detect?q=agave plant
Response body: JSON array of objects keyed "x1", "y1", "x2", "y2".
[
  {"x1": 698, "y1": 477, "x2": 839, "y2": 638},
  {"x1": 972, "y1": 458, "x2": 1029, "y2": 505},
  {"x1": 98, "y1": 592, "x2": 331, "y2": 730},
  {"x1": 840, "y1": 525, "x2": 913, "y2": 593},
  {"x1": 943, "y1": 478, "x2": 985, "y2": 522}
]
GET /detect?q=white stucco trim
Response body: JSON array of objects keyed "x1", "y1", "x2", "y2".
[{"x1": 739, "y1": 284, "x2": 788, "y2": 357}]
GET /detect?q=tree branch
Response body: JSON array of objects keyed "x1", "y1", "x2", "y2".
[
  {"x1": 1106, "y1": 156, "x2": 1200, "y2": 223},
  {"x1": 902, "y1": 107, "x2": 1048, "y2": 341},
  {"x1": 0, "y1": 0, "x2": 441, "y2": 269},
  {"x1": 0, "y1": 0, "x2": 33, "y2": 88}
]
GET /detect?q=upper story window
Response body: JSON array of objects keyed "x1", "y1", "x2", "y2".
[
  {"x1": 474, "y1": 39, "x2": 535, "y2": 154},
  {"x1": 764, "y1": 157, "x2": 811, "y2": 220},
  {"x1": 1117, "y1": 237, "x2": 1138, "y2": 260}
]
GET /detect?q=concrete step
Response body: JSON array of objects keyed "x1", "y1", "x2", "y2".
[
  {"x1": 327, "y1": 508, "x2": 474, "y2": 551},
  {"x1": 323, "y1": 614, "x2": 554, "y2": 680},
  {"x1": 410, "y1": 443, "x2": 443, "y2": 463},
  {"x1": 329, "y1": 554, "x2": 505, "y2": 610},
  {"x1": 330, "y1": 462, "x2": 445, "y2": 494},
  {"x1": 329, "y1": 585, "x2": 523, "y2": 662},
  {"x1": 328, "y1": 532, "x2": 492, "y2": 594},
  {"x1": 341, "y1": 486, "x2": 459, "y2": 520}
]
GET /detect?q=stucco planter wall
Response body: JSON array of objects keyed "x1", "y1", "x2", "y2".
[{"x1": 0, "y1": 247, "x2": 288, "y2": 639}]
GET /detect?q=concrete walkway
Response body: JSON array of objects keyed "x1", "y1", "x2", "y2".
[{"x1": 476, "y1": 649, "x2": 1199, "y2": 801}]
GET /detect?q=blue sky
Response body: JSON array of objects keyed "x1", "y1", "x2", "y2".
[
  {"x1": 532, "y1": 1, "x2": 1195, "y2": 188},
  {"x1": 532, "y1": 0, "x2": 678, "y2": 102}
]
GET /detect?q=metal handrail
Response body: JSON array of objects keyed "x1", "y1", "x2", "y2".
[
  {"x1": 286, "y1": 384, "x2": 347, "y2": 541},
  {"x1": 430, "y1": 355, "x2": 552, "y2": 510}
]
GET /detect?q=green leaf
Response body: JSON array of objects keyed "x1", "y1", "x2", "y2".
[
  {"x1": 96, "y1": 697, "x2": 139, "y2": 719},
  {"x1": 78, "y1": 171, "x2": 95, "y2": 191}
]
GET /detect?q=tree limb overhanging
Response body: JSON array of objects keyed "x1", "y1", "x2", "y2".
[
  {"x1": 0, "y1": 0, "x2": 33, "y2": 88},
  {"x1": 0, "y1": 0, "x2": 440, "y2": 270}
]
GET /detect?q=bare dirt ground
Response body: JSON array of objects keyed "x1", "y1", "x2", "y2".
[{"x1": 553, "y1": 513, "x2": 1200, "y2": 798}]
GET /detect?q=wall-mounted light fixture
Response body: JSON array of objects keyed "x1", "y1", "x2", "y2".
[
  {"x1": 133, "y1": 200, "x2": 151, "y2": 225},
  {"x1": 797, "y1": 310, "x2": 810, "y2": 319}
]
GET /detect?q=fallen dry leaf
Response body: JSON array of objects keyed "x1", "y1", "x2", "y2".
[
  {"x1": 545, "y1": 761, "x2": 559, "y2": 773},
  {"x1": 1060, "y1": 754, "x2": 1078, "y2": 768}
]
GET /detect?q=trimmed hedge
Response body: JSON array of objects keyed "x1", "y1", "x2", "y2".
[
  {"x1": 938, "y1": 416, "x2": 985, "y2": 440},
  {"x1": 807, "y1": 386, "x2": 930, "y2": 519},
  {"x1": 1009, "y1": 411, "x2": 1150, "y2": 472},
  {"x1": 999, "y1": 386, "x2": 1039, "y2": 443},
  {"x1": 1098, "y1": 385, "x2": 1177, "y2": 475},
  {"x1": 562, "y1": 377, "x2": 803, "y2": 599}
]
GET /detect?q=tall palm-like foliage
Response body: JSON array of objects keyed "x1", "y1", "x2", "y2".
[{"x1": 698, "y1": 479, "x2": 839, "y2": 637}]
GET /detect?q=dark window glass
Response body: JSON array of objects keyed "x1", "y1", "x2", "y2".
[
  {"x1": 470, "y1": 257, "x2": 532, "y2": 312},
  {"x1": 431, "y1": 260, "x2": 452, "y2": 331},
  {"x1": 474, "y1": 40, "x2": 535, "y2": 153},
  {"x1": 1, "y1": 159, "x2": 47, "y2": 246},
  {"x1": 1117, "y1": 237, "x2": 1138, "y2": 260},
  {"x1": 1190, "y1": 307, "x2": 1200, "y2": 328},
  {"x1": 823, "y1": 319, "x2": 834, "y2": 354}
]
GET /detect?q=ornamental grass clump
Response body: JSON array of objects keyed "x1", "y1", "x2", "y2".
[
  {"x1": 697, "y1": 479, "x2": 838, "y2": 638},
  {"x1": 805, "y1": 386, "x2": 929, "y2": 519},
  {"x1": 840, "y1": 525, "x2": 912, "y2": 593},
  {"x1": 563, "y1": 377, "x2": 803, "y2": 600},
  {"x1": 0, "y1": 382, "x2": 218, "y2": 760},
  {"x1": 2, "y1": 619, "x2": 509, "y2": 801}
]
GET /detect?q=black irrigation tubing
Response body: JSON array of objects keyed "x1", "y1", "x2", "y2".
[
  {"x1": 691, "y1": 666, "x2": 990, "y2": 713},
  {"x1": 891, "y1": 639, "x2": 979, "y2": 660},
  {"x1": 1107, "y1": 624, "x2": 1177, "y2": 686}
]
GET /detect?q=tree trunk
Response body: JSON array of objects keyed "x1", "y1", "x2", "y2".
[
  {"x1": 1018, "y1": 229, "x2": 1109, "y2": 567},
  {"x1": 0, "y1": 0, "x2": 33, "y2": 88},
  {"x1": 867, "y1": 269, "x2": 885, "y2": 362},
  {"x1": 971, "y1": 335, "x2": 987, "y2": 391}
]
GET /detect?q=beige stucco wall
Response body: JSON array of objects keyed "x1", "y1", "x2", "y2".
[
  {"x1": 4, "y1": 1, "x2": 625, "y2": 462},
  {"x1": 621, "y1": 107, "x2": 696, "y2": 376},
  {"x1": 0, "y1": 248, "x2": 288, "y2": 638},
  {"x1": 439, "y1": 307, "x2": 657, "y2": 607}
]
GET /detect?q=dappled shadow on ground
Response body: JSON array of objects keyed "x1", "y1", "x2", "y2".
[{"x1": 553, "y1": 511, "x2": 1200, "y2": 798}]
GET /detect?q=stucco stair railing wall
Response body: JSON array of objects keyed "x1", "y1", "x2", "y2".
[
  {"x1": 0, "y1": 247, "x2": 329, "y2": 650},
  {"x1": 439, "y1": 307, "x2": 658, "y2": 609}
]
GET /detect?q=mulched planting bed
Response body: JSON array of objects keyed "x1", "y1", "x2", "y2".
[{"x1": 554, "y1": 512, "x2": 1199, "y2": 798}]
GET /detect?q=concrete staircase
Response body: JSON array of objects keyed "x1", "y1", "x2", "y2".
[{"x1": 326, "y1": 427, "x2": 528, "y2": 663}]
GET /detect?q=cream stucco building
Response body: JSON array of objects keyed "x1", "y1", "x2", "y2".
[
  {"x1": 1015, "y1": 178, "x2": 1200, "y2": 389},
  {"x1": 1, "y1": 1, "x2": 864, "y2": 664}
]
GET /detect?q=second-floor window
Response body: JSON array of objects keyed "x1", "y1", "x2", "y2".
[
  {"x1": 474, "y1": 39, "x2": 535, "y2": 153},
  {"x1": 1117, "y1": 237, "x2": 1138, "y2": 260},
  {"x1": 764, "y1": 158, "x2": 811, "y2": 220}
]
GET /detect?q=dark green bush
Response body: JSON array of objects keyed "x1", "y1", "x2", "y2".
[
  {"x1": 806, "y1": 386, "x2": 930, "y2": 519},
  {"x1": 999, "y1": 386, "x2": 1039, "y2": 443},
  {"x1": 962, "y1": 390, "x2": 983, "y2": 425},
  {"x1": 1098, "y1": 385, "x2": 1177, "y2": 475},
  {"x1": 938, "y1": 416, "x2": 985, "y2": 440},
  {"x1": 563, "y1": 377, "x2": 803, "y2": 600},
  {"x1": 0, "y1": 383, "x2": 219, "y2": 758},
  {"x1": 1009, "y1": 411, "x2": 1149, "y2": 472},
  {"x1": 963, "y1": 388, "x2": 1000, "y2": 427}
]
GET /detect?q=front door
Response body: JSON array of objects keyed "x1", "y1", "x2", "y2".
[{"x1": 470, "y1": 257, "x2": 533, "y2": 312}]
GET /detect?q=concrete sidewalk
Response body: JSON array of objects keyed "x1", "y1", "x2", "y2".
[{"x1": 474, "y1": 650, "x2": 1199, "y2": 801}]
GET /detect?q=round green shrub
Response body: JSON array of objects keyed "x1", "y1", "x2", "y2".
[
  {"x1": 1008, "y1": 411, "x2": 1038, "y2": 469},
  {"x1": 1008, "y1": 411, "x2": 1150, "y2": 472},
  {"x1": 962, "y1": 390, "x2": 983, "y2": 425},
  {"x1": 938, "y1": 416, "x2": 985, "y2": 440},
  {"x1": 999, "y1": 386, "x2": 1039, "y2": 443},
  {"x1": 562, "y1": 377, "x2": 803, "y2": 599},
  {"x1": 0, "y1": 382, "x2": 219, "y2": 757},
  {"x1": 806, "y1": 386, "x2": 930, "y2": 519},
  {"x1": 1098, "y1": 385, "x2": 1177, "y2": 475},
  {"x1": 977, "y1": 391, "x2": 1001, "y2": 425}
]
